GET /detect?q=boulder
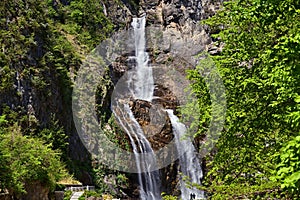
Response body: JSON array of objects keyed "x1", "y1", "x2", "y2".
[
  {"x1": 129, "y1": 99, "x2": 174, "y2": 151},
  {"x1": 22, "y1": 181, "x2": 49, "y2": 200},
  {"x1": 153, "y1": 84, "x2": 179, "y2": 111}
]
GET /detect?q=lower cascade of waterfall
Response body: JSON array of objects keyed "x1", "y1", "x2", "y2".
[
  {"x1": 167, "y1": 110, "x2": 205, "y2": 199},
  {"x1": 113, "y1": 103, "x2": 161, "y2": 200}
]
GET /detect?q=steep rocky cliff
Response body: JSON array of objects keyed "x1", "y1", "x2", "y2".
[
  {"x1": 0, "y1": 0, "x2": 222, "y2": 198},
  {"x1": 96, "y1": 0, "x2": 223, "y2": 197}
]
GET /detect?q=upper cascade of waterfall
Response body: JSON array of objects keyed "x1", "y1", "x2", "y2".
[{"x1": 130, "y1": 16, "x2": 154, "y2": 101}]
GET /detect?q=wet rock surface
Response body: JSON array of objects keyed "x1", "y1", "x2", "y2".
[
  {"x1": 153, "y1": 84, "x2": 179, "y2": 111},
  {"x1": 129, "y1": 98, "x2": 174, "y2": 151}
]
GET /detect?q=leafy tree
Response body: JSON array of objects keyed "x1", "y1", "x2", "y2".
[
  {"x1": 37, "y1": 115, "x2": 69, "y2": 157},
  {"x1": 274, "y1": 135, "x2": 300, "y2": 196},
  {"x1": 0, "y1": 0, "x2": 119, "y2": 197},
  {"x1": 0, "y1": 124, "x2": 68, "y2": 197},
  {"x1": 187, "y1": 0, "x2": 300, "y2": 198},
  {"x1": 51, "y1": 0, "x2": 114, "y2": 49}
]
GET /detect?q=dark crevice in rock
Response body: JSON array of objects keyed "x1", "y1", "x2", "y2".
[{"x1": 120, "y1": 0, "x2": 140, "y2": 16}]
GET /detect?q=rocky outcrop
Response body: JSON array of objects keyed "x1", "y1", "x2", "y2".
[
  {"x1": 109, "y1": 54, "x2": 132, "y2": 85},
  {"x1": 54, "y1": 191, "x2": 64, "y2": 200},
  {"x1": 153, "y1": 84, "x2": 179, "y2": 111},
  {"x1": 102, "y1": 0, "x2": 133, "y2": 30},
  {"x1": 22, "y1": 181, "x2": 49, "y2": 200},
  {"x1": 129, "y1": 99, "x2": 174, "y2": 151}
]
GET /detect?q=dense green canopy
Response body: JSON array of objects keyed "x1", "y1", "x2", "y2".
[
  {"x1": 187, "y1": 0, "x2": 300, "y2": 198},
  {"x1": 0, "y1": 122, "x2": 67, "y2": 197}
]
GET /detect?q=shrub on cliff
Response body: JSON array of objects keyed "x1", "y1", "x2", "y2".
[{"x1": 0, "y1": 123, "x2": 68, "y2": 198}]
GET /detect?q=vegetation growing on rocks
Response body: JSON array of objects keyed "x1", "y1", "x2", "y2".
[{"x1": 0, "y1": 0, "x2": 299, "y2": 199}]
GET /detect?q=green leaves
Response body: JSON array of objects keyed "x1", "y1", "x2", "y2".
[
  {"x1": 0, "y1": 115, "x2": 7, "y2": 126},
  {"x1": 0, "y1": 124, "x2": 68, "y2": 196},
  {"x1": 62, "y1": 0, "x2": 114, "y2": 49},
  {"x1": 191, "y1": 0, "x2": 300, "y2": 198},
  {"x1": 274, "y1": 135, "x2": 300, "y2": 194},
  {"x1": 0, "y1": 0, "x2": 118, "y2": 198}
]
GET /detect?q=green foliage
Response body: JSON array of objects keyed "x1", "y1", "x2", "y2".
[
  {"x1": 161, "y1": 192, "x2": 178, "y2": 200},
  {"x1": 63, "y1": 190, "x2": 73, "y2": 200},
  {"x1": 0, "y1": 66, "x2": 14, "y2": 93},
  {"x1": 0, "y1": 0, "x2": 117, "y2": 197},
  {"x1": 0, "y1": 114, "x2": 7, "y2": 126},
  {"x1": 0, "y1": 0, "x2": 50, "y2": 94},
  {"x1": 37, "y1": 115, "x2": 69, "y2": 157},
  {"x1": 56, "y1": 0, "x2": 114, "y2": 49},
  {"x1": 91, "y1": 162, "x2": 129, "y2": 197},
  {"x1": 0, "y1": 124, "x2": 68, "y2": 196},
  {"x1": 1, "y1": 106, "x2": 36, "y2": 133},
  {"x1": 198, "y1": 182, "x2": 286, "y2": 200},
  {"x1": 1, "y1": 107, "x2": 69, "y2": 159},
  {"x1": 186, "y1": 0, "x2": 300, "y2": 198},
  {"x1": 92, "y1": 166, "x2": 110, "y2": 194},
  {"x1": 78, "y1": 190, "x2": 102, "y2": 200},
  {"x1": 184, "y1": 53, "x2": 226, "y2": 155},
  {"x1": 116, "y1": 173, "x2": 129, "y2": 187},
  {"x1": 274, "y1": 135, "x2": 300, "y2": 195}
]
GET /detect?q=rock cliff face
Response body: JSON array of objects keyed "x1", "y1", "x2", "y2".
[
  {"x1": 98, "y1": 0, "x2": 223, "y2": 197},
  {"x1": 0, "y1": 0, "x2": 222, "y2": 198},
  {"x1": 129, "y1": 98, "x2": 174, "y2": 151},
  {"x1": 22, "y1": 181, "x2": 49, "y2": 200}
]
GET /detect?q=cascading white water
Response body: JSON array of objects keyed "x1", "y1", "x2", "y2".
[
  {"x1": 112, "y1": 16, "x2": 161, "y2": 200},
  {"x1": 131, "y1": 16, "x2": 154, "y2": 101},
  {"x1": 166, "y1": 110, "x2": 205, "y2": 200},
  {"x1": 113, "y1": 103, "x2": 161, "y2": 199}
]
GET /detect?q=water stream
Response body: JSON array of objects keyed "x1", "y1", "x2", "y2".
[
  {"x1": 167, "y1": 110, "x2": 205, "y2": 200},
  {"x1": 113, "y1": 103, "x2": 161, "y2": 200},
  {"x1": 130, "y1": 16, "x2": 154, "y2": 101}
]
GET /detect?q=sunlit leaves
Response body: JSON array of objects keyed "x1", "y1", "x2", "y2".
[
  {"x1": 275, "y1": 135, "x2": 300, "y2": 194},
  {"x1": 194, "y1": 0, "x2": 300, "y2": 198},
  {"x1": 0, "y1": 124, "x2": 68, "y2": 195}
]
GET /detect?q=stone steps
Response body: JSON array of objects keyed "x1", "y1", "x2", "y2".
[{"x1": 70, "y1": 191, "x2": 84, "y2": 200}]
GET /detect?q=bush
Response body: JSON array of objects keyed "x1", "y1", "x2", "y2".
[
  {"x1": 0, "y1": 124, "x2": 68, "y2": 197},
  {"x1": 161, "y1": 192, "x2": 177, "y2": 200},
  {"x1": 274, "y1": 135, "x2": 300, "y2": 196},
  {"x1": 78, "y1": 190, "x2": 102, "y2": 200},
  {"x1": 63, "y1": 190, "x2": 72, "y2": 200}
]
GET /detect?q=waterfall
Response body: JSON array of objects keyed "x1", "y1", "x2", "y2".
[
  {"x1": 112, "y1": 16, "x2": 161, "y2": 200},
  {"x1": 130, "y1": 16, "x2": 154, "y2": 101},
  {"x1": 166, "y1": 110, "x2": 205, "y2": 200},
  {"x1": 113, "y1": 15, "x2": 204, "y2": 200}
]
